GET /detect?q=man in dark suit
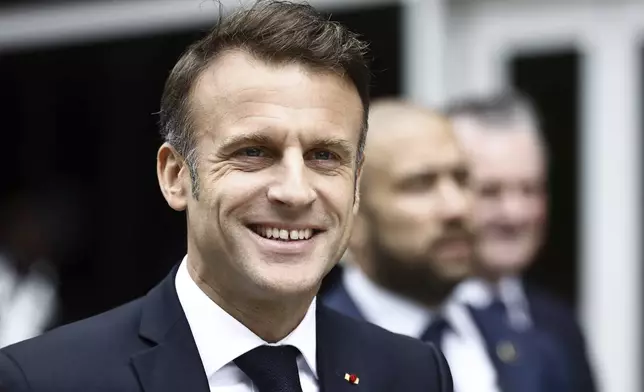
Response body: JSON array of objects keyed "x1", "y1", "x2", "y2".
[
  {"x1": 448, "y1": 91, "x2": 597, "y2": 392},
  {"x1": 320, "y1": 100, "x2": 496, "y2": 392},
  {"x1": 0, "y1": 2, "x2": 452, "y2": 391}
]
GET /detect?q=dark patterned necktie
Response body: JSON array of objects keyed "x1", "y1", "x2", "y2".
[{"x1": 234, "y1": 345, "x2": 304, "y2": 392}]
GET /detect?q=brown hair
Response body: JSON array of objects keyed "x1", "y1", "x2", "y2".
[{"x1": 159, "y1": 0, "x2": 371, "y2": 196}]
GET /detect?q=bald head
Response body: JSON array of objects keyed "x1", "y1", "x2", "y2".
[
  {"x1": 362, "y1": 100, "x2": 457, "y2": 192},
  {"x1": 350, "y1": 98, "x2": 474, "y2": 307}
]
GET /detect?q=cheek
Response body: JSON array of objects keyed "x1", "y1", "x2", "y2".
[
  {"x1": 208, "y1": 171, "x2": 269, "y2": 208},
  {"x1": 316, "y1": 175, "x2": 356, "y2": 214},
  {"x1": 374, "y1": 202, "x2": 440, "y2": 252},
  {"x1": 532, "y1": 200, "x2": 548, "y2": 223}
]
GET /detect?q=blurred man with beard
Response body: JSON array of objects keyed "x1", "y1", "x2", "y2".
[
  {"x1": 321, "y1": 99, "x2": 499, "y2": 392},
  {"x1": 448, "y1": 92, "x2": 597, "y2": 392}
]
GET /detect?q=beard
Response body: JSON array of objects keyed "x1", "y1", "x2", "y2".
[{"x1": 367, "y1": 233, "x2": 462, "y2": 308}]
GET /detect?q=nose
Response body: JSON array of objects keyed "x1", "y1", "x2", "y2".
[
  {"x1": 267, "y1": 149, "x2": 317, "y2": 208},
  {"x1": 438, "y1": 178, "x2": 470, "y2": 221}
]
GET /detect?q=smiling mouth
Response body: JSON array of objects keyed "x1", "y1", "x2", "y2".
[{"x1": 248, "y1": 225, "x2": 322, "y2": 241}]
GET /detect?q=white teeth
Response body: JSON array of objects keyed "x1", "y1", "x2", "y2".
[{"x1": 254, "y1": 226, "x2": 316, "y2": 241}]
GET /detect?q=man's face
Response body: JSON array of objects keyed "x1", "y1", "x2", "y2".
[
  {"x1": 359, "y1": 117, "x2": 473, "y2": 289},
  {"x1": 460, "y1": 126, "x2": 547, "y2": 277},
  {"x1": 166, "y1": 51, "x2": 363, "y2": 299}
]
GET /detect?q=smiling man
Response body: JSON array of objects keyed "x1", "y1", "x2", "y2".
[
  {"x1": 0, "y1": 2, "x2": 452, "y2": 392},
  {"x1": 448, "y1": 92, "x2": 596, "y2": 392}
]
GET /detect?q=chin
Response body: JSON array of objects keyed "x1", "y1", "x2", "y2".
[{"x1": 248, "y1": 263, "x2": 324, "y2": 298}]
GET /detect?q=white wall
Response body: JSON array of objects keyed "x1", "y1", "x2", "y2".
[{"x1": 0, "y1": 0, "x2": 395, "y2": 52}]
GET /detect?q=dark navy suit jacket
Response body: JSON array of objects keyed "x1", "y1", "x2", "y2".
[
  {"x1": 523, "y1": 285, "x2": 597, "y2": 392},
  {"x1": 320, "y1": 265, "x2": 597, "y2": 392},
  {"x1": 0, "y1": 265, "x2": 453, "y2": 392}
]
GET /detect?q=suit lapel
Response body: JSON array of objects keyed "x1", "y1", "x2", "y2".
[
  {"x1": 316, "y1": 305, "x2": 372, "y2": 392},
  {"x1": 130, "y1": 266, "x2": 210, "y2": 392},
  {"x1": 319, "y1": 266, "x2": 365, "y2": 321}
]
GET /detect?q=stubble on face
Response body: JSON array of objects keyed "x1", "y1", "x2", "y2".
[{"x1": 178, "y1": 50, "x2": 364, "y2": 339}]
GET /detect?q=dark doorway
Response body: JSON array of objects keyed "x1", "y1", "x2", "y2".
[
  {"x1": 509, "y1": 50, "x2": 581, "y2": 308},
  {"x1": 0, "y1": 4, "x2": 401, "y2": 325}
]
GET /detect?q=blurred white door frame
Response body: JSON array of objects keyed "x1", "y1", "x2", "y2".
[
  {"x1": 0, "y1": 0, "x2": 395, "y2": 52},
  {"x1": 437, "y1": 2, "x2": 643, "y2": 392},
  {"x1": 402, "y1": 0, "x2": 448, "y2": 107}
]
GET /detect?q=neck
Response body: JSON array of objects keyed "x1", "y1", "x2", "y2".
[
  {"x1": 475, "y1": 265, "x2": 513, "y2": 285},
  {"x1": 355, "y1": 254, "x2": 453, "y2": 309},
  {"x1": 187, "y1": 257, "x2": 315, "y2": 343}
]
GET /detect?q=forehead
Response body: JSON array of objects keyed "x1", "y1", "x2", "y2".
[
  {"x1": 467, "y1": 130, "x2": 545, "y2": 180},
  {"x1": 190, "y1": 50, "x2": 364, "y2": 144},
  {"x1": 371, "y1": 117, "x2": 465, "y2": 179}
]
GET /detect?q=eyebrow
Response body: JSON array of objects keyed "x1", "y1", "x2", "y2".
[
  {"x1": 217, "y1": 130, "x2": 356, "y2": 159},
  {"x1": 399, "y1": 163, "x2": 469, "y2": 182},
  {"x1": 218, "y1": 131, "x2": 274, "y2": 153},
  {"x1": 309, "y1": 136, "x2": 356, "y2": 159}
]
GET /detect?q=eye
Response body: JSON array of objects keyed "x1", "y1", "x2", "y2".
[
  {"x1": 238, "y1": 147, "x2": 266, "y2": 157},
  {"x1": 478, "y1": 183, "x2": 501, "y2": 199},
  {"x1": 309, "y1": 150, "x2": 336, "y2": 161},
  {"x1": 399, "y1": 174, "x2": 437, "y2": 192},
  {"x1": 454, "y1": 169, "x2": 470, "y2": 186}
]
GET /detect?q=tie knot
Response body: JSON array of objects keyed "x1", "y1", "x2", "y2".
[
  {"x1": 234, "y1": 345, "x2": 303, "y2": 392},
  {"x1": 487, "y1": 298, "x2": 508, "y2": 317},
  {"x1": 420, "y1": 315, "x2": 451, "y2": 346}
]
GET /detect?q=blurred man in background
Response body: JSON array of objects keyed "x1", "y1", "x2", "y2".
[
  {"x1": 322, "y1": 99, "x2": 498, "y2": 392},
  {"x1": 448, "y1": 92, "x2": 597, "y2": 392},
  {"x1": 0, "y1": 186, "x2": 82, "y2": 348}
]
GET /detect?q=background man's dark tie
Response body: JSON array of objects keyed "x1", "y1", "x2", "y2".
[
  {"x1": 468, "y1": 299, "x2": 569, "y2": 392},
  {"x1": 234, "y1": 345, "x2": 304, "y2": 392},
  {"x1": 420, "y1": 315, "x2": 450, "y2": 348}
]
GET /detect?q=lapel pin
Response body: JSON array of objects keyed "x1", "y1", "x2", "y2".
[
  {"x1": 344, "y1": 373, "x2": 359, "y2": 385},
  {"x1": 496, "y1": 340, "x2": 518, "y2": 363}
]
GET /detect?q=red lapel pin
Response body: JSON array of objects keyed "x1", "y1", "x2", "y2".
[{"x1": 344, "y1": 373, "x2": 359, "y2": 385}]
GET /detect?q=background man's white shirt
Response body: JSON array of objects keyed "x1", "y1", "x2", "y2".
[{"x1": 343, "y1": 264, "x2": 500, "y2": 392}]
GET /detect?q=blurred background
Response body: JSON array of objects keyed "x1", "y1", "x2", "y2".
[{"x1": 0, "y1": 0, "x2": 640, "y2": 391}]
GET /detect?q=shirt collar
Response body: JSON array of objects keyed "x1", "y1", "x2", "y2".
[
  {"x1": 454, "y1": 276, "x2": 532, "y2": 328},
  {"x1": 175, "y1": 256, "x2": 317, "y2": 379},
  {"x1": 342, "y1": 263, "x2": 434, "y2": 338}
]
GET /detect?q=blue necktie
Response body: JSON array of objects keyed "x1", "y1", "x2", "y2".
[
  {"x1": 234, "y1": 345, "x2": 304, "y2": 392},
  {"x1": 420, "y1": 315, "x2": 450, "y2": 348},
  {"x1": 468, "y1": 299, "x2": 553, "y2": 392}
]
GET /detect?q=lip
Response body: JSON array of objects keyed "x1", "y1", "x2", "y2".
[
  {"x1": 433, "y1": 238, "x2": 472, "y2": 258},
  {"x1": 246, "y1": 226, "x2": 319, "y2": 256}
]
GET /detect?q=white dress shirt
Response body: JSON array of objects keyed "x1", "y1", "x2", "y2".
[
  {"x1": 0, "y1": 254, "x2": 58, "y2": 348},
  {"x1": 343, "y1": 264, "x2": 500, "y2": 392},
  {"x1": 454, "y1": 276, "x2": 532, "y2": 331},
  {"x1": 175, "y1": 257, "x2": 319, "y2": 392}
]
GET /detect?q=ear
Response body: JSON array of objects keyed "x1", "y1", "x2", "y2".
[{"x1": 157, "y1": 142, "x2": 189, "y2": 211}]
